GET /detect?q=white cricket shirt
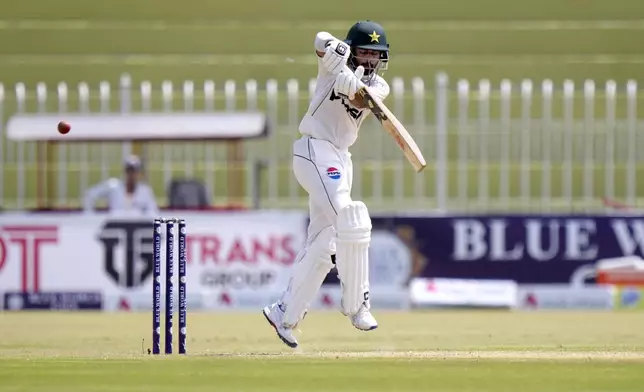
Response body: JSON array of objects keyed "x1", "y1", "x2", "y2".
[
  {"x1": 83, "y1": 178, "x2": 159, "y2": 216},
  {"x1": 298, "y1": 41, "x2": 390, "y2": 151}
]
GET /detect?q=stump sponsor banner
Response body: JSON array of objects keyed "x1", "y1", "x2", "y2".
[
  {"x1": 0, "y1": 211, "x2": 307, "y2": 305},
  {"x1": 371, "y1": 215, "x2": 644, "y2": 284},
  {"x1": 409, "y1": 278, "x2": 517, "y2": 309},
  {"x1": 3, "y1": 291, "x2": 103, "y2": 310},
  {"x1": 517, "y1": 284, "x2": 615, "y2": 310},
  {"x1": 315, "y1": 285, "x2": 410, "y2": 311}
]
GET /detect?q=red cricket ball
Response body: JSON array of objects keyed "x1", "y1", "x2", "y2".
[{"x1": 57, "y1": 121, "x2": 71, "y2": 134}]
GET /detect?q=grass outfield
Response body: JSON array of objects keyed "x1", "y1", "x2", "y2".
[
  {"x1": 1, "y1": 311, "x2": 644, "y2": 391},
  {"x1": 1, "y1": 0, "x2": 644, "y2": 86}
]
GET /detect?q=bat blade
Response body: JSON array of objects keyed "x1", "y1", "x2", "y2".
[{"x1": 357, "y1": 87, "x2": 427, "y2": 172}]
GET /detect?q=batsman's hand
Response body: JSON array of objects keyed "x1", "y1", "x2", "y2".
[
  {"x1": 321, "y1": 40, "x2": 350, "y2": 75},
  {"x1": 334, "y1": 66, "x2": 365, "y2": 100}
]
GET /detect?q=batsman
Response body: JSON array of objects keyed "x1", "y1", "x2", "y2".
[{"x1": 263, "y1": 20, "x2": 390, "y2": 348}]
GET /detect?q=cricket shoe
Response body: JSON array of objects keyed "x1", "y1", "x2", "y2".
[
  {"x1": 262, "y1": 302, "x2": 298, "y2": 348},
  {"x1": 350, "y1": 304, "x2": 378, "y2": 331}
]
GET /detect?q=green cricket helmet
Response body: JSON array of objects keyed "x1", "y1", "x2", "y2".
[{"x1": 344, "y1": 20, "x2": 389, "y2": 78}]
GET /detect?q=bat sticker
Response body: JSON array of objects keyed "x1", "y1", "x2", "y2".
[{"x1": 359, "y1": 90, "x2": 388, "y2": 122}]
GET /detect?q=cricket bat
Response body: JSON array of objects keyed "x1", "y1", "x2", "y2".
[{"x1": 356, "y1": 86, "x2": 427, "y2": 173}]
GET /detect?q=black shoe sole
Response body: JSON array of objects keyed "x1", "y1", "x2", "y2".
[
  {"x1": 262, "y1": 309, "x2": 298, "y2": 348},
  {"x1": 354, "y1": 324, "x2": 378, "y2": 331}
]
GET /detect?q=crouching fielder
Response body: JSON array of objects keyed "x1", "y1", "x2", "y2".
[{"x1": 263, "y1": 20, "x2": 390, "y2": 348}]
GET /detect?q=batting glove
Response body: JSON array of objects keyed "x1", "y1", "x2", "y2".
[
  {"x1": 321, "y1": 40, "x2": 350, "y2": 75},
  {"x1": 334, "y1": 66, "x2": 365, "y2": 100}
]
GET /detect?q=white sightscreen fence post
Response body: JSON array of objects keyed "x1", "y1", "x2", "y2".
[
  {"x1": 604, "y1": 80, "x2": 616, "y2": 203},
  {"x1": 183, "y1": 80, "x2": 194, "y2": 111},
  {"x1": 287, "y1": 79, "x2": 299, "y2": 203},
  {"x1": 7, "y1": 83, "x2": 22, "y2": 208},
  {"x1": 393, "y1": 78, "x2": 405, "y2": 203},
  {"x1": 14, "y1": 83, "x2": 26, "y2": 208},
  {"x1": 120, "y1": 74, "x2": 132, "y2": 160},
  {"x1": 78, "y1": 82, "x2": 90, "y2": 202},
  {"x1": 412, "y1": 77, "x2": 425, "y2": 203},
  {"x1": 27, "y1": 83, "x2": 43, "y2": 181},
  {"x1": 225, "y1": 80, "x2": 236, "y2": 111},
  {"x1": 266, "y1": 79, "x2": 278, "y2": 204},
  {"x1": 10, "y1": 84, "x2": 26, "y2": 166},
  {"x1": 246, "y1": 79, "x2": 258, "y2": 205},
  {"x1": 435, "y1": 73, "x2": 448, "y2": 211},
  {"x1": 287, "y1": 79, "x2": 299, "y2": 127},
  {"x1": 583, "y1": 80, "x2": 595, "y2": 204},
  {"x1": 457, "y1": 80, "x2": 469, "y2": 207},
  {"x1": 183, "y1": 80, "x2": 195, "y2": 178},
  {"x1": 499, "y1": 80, "x2": 511, "y2": 205},
  {"x1": 478, "y1": 80, "x2": 490, "y2": 209},
  {"x1": 29, "y1": 83, "x2": 47, "y2": 208},
  {"x1": 141, "y1": 81, "x2": 152, "y2": 113},
  {"x1": 140, "y1": 81, "x2": 152, "y2": 190},
  {"x1": 541, "y1": 80, "x2": 553, "y2": 211},
  {"x1": 162, "y1": 81, "x2": 173, "y2": 194},
  {"x1": 57, "y1": 82, "x2": 68, "y2": 206},
  {"x1": 351, "y1": 78, "x2": 363, "y2": 200},
  {"x1": 373, "y1": 94, "x2": 384, "y2": 205},
  {"x1": 520, "y1": 80, "x2": 533, "y2": 206},
  {"x1": 25, "y1": 82, "x2": 44, "y2": 208},
  {"x1": 36, "y1": 83, "x2": 46, "y2": 118},
  {"x1": 226, "y1": 78, "x2": 236, "y2": 109},
  {"x1": 138, "y1": 80, "x2": 153, "y2": 204},
  {"x1": 203, "y1": 80, "x2": 215, "y2": 201},
  {"x1": 246, "y1": 80, "x2": 258, "y2": 110},
  {"x1": 99, "y1": 81, "x2": 110, "y2": 182},
  {"x1": 563, "y1": 80, "x2": 574, "y2": 208},
  {"x1": 225, "y1": 80, "x2": 236, "y2": 206},
  {"x1": 626, "y1": 80, "x2": 637, "y2": 206},
  {"x1": 204, "y1": 81, "x2": 215, "y2": 112}
]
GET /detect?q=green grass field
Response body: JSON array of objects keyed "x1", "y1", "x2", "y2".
[
  {"x1": 2, "y1": 0, "x2": 644, "y2": 86},
  {"x1": 1, "y1": 311, "x2": 644, "y2": 391},
  {"x1": 2, "y1": 0, "x2": 644, "y2": 211}
]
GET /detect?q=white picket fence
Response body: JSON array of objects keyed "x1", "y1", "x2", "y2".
[{"x1": 0, "y1": 73, "x2": 641, "y2": 212}]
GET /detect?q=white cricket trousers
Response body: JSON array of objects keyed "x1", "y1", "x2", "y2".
[{"x1": 292, "y1": 136, "x2": 354, "y2": 243}]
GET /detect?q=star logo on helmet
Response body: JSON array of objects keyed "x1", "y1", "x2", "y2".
[{"x1": 369, "y1": 31, "x2": 380, "y2": 43}]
